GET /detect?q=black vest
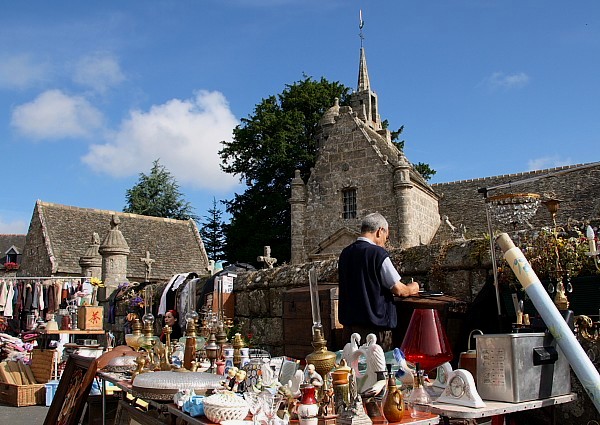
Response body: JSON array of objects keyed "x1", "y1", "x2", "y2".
[{"x1": 338, "y1": 240, "x2": 397, "y2": 328}]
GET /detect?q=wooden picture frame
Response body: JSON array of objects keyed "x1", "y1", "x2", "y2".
[{"x1": 44, "y1": 353, "x2": 99, "y2": 425}]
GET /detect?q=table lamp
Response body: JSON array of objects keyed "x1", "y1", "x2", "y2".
[{"x1": 400, "y1": 308, "x2": 453, "y2": 372}]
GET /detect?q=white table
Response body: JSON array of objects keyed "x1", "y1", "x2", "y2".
[{"x1": 428, "y1": 393, "x2": 577, "y2": 424}]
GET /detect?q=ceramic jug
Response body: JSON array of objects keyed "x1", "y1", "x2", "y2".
[
  {"x1": 382, "y1": 364, "x2": 404, "y2": 422},
  {"x1": 297, "y1": 384, "x2": 319, "y2": 425}
]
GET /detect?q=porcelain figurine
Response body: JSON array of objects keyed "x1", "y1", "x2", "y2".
[{"x1": 347, "y1": 333, "x2": 386, "y2": 396}]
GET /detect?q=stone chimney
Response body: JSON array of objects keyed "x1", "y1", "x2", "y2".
[{"x1": 99, "y1": 215, "x2": 130, "y2": 300}]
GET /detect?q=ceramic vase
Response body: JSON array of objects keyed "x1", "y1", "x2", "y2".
[{"x1": 297, "y1": 384, "x2": 319, "y2": 425}]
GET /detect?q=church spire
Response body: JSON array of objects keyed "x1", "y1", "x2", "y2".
[
  {"x1": 351, "y1": 10, "x2": 381, "y2": 130},
  {"x1": 357, "y1": 9, "x2": 370, "y2": 92},
  {"x1": 357, "y1": 47, "x2": 371, "y2": 92}
]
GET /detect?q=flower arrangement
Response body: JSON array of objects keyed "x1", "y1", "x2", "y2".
[
  {"x1": 89, "y1": 277, "x2": 104, "y2": 305},
  {"x1": 497, "y1": 225, "x2": 595, "y2": 290},
  {"x1": 2, "y1": 262, "x2": 19, "y2": 271}
]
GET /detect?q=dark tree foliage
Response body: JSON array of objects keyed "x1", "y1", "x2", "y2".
[
  {"x1": 199, "y1": 197, "x2": 226, "y2": 262},
  {"x1": 219, "y1": 76, "x2": 351, "y2": 264},
  {"x1": 414, "y1": 162, "x2": 437, "y2": 181},
  {"x1": 124, "y1": 159, "x2": 198, "y2": 221}
]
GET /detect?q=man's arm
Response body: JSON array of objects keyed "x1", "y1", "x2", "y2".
[
  {"x1": 391, "y1": 280, "x2": 420, "y2": 297},
  {"x1": 380, "y1": 257, "x2": 420, "y2": 297}
]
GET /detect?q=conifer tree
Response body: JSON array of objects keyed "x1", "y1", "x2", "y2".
[
  {"x1": 200, "y1": 197, "x2": 226, "y2": 262},
  {"x1": 124, "y1": 159, "x2": 197, "y2": 221}
]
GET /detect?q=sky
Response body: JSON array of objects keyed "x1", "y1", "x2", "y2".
[{"x1": 1, "y1": 1, "x2": 599, "y2": 234}]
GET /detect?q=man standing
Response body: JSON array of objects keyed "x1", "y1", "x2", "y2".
[{"x1": 338, "y1": 212, "x2": 419, "y2": 351}]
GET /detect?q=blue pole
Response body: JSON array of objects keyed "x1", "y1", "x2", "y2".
[{"x1": 497, "y1": 233, "x2": 600, "y2": 414}]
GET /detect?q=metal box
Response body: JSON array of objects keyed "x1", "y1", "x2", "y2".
[{"x1": 475, "y1": 332, "x2": 571, "y2": 402}]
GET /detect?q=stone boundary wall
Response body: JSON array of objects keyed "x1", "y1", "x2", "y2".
[{"x1": 233, "y1": 238, "x2": 492, "y2": 356}]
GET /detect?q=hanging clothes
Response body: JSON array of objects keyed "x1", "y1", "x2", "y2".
[
  {"x1": 5, "y1": 281, "x2": 15, "y2": 318},
  {"x1": 0, "y1": 280, "x2": 8, "y2": 311},
  {"x1": 158, "y1": 273, "x2": 190, "y2": 315}
]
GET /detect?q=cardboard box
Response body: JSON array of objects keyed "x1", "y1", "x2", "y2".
[{"x1": 77, "y1": 306, "x2": 104, "y2": 330}]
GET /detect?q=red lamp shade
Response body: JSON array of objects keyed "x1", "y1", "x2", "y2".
[{"x1": 400, "y1": 308, "x2": 453, "y2": 372}]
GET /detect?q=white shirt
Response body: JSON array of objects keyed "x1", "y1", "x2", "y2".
[{"x1": 356, "y1": 237, "x2": 401, "y2": 289}]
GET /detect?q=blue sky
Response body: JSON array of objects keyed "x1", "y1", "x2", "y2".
[{"x1": 1, "y1": 1, "x2": 599, "y2": 234}]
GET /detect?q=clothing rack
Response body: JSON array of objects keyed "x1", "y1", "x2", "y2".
[{"x1": 4, "y1": 276, "x2": 88, "y2": 280}]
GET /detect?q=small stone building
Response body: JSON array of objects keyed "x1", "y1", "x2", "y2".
[
  {"x1": 18, "y1": 200, "x2": 210, "y2": 284},
  {"x1": 0, "y1": 234, "x2": 25, "y2": 274},
  {"x1": 290, "y1": 47, "x2": 440, "y2": 264}
]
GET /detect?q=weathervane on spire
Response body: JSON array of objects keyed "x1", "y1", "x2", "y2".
[{"x1": 359, "y1": 9, "x2": 365, "y2": 47}]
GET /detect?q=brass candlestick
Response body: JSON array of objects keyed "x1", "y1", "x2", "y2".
[
  {"x1": 232, "y1": 333, "x2": 245, "y2": 368},
  {"x1": 205, "y1": 332, "x2": 219, "y2": 373},
  {"x1": 183, "y1": 319, "x2": 198, "y2": 370}
]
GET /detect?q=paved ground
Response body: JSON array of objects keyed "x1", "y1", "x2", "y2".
[{"x1": 0, "y1": 402, "x2": 50, "y2": 423}]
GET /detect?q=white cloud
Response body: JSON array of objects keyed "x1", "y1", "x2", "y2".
[
  {"x1": 480, "y1": 72, "x2": 530, "y2": 91},
  {"x1": 0, "y1": 217, "x2": 28, "y2": 234},
  {"x1": 11, "y1": 89, "x2": 104, "y2": 140},
  {"x1": 0, "y1": 54, "x2": 50, "y2": 90},
  {"x1": 73, "y1": 52, "x2": 125, "y2": 93},
  {"x1": 82, "y1": 90, "x2": 240, "y2": 191},
  {"x1": 527, "y1": 155, "x2": 572, "y2": 171}
]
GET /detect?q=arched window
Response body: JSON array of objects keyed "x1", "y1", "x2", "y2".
[{"x1": 342, "y1": 188, "x2": 357, "y2": 219}]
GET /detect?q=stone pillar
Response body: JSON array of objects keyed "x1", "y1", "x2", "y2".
[
  {"x1": 393, "y1": 156, "x2": 414, "y2": 249},
  {"x1": 289, "y1": 169, "x2": 307, "y2": 265},
  {"x1": 99, "y1": 215, "x2": 130, "y2": 300},
  {"x1": 79, "y1": 232, "x2": 102, "y2": 279}
]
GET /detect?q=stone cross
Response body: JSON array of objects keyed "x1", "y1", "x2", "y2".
[
  {"x1": 257, "y1": 246, "x2": 277, "y2": 269},
  {"x1": 140, "y1": 250, "x2": 155, "y2": 281}
]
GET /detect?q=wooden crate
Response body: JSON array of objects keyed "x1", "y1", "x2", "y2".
[
  {"x1": 0, "y1": 382, "x2": 46, "y2": 406},
  {"x1": 78, "y1": 306, "x2": 104, "y2": 330},
  {"x1": 283, "y1": 284, "x2": 342, "y2": 360}
]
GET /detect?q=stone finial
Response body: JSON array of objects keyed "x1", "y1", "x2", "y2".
[{"x1": 257, "y1": 246, "x2": 277, "y2": 269}]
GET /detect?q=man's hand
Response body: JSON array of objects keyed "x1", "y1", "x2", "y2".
[
  {"x1": 407, "y1": 281, "x2": 420, "y2": 295},
  {"x1": 392, "y1": 280, "x2": 421, "y2": 297}
]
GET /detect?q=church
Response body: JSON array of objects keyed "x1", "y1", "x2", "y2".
[{"x1": 290, "y1": 38, "x2": 600, "y2": 265}]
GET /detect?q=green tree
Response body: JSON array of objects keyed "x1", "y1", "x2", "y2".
[
  {"x1": 200, "y1": 197, "x2": 226, "y2": 262},
  {"x1": 124, "y1": 159, "x2": 197, "y2": 220},
  {"x1": 219, "y1": 76, "x2": 351, "y2": 264},
  {"x1": 414, "y1": 162, "x2": 437, "y2": 181}
]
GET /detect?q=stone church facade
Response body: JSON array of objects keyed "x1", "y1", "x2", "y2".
[{"x1": 290, "y1": 47, "x2": 440, "y2": 264}]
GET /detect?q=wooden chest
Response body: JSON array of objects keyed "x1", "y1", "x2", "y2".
[{"x1": 283, "y1": 284, "x2": 342, "y2": 360}]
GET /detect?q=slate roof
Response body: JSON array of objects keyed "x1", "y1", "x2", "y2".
[
  {"x1": 432, "y1": 161, "x2": 600, "y2": 240},
  {"x1": 22, "y1": 200, "x2": 209, "y2": 280}
]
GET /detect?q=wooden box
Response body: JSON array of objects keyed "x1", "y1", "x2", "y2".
[
  {"x1": 0, "y1": 382, "x2": 46, "y2": 406},
  {"x1": 283, "y1": 284, "x2": 342, "y2": 360},
  {"x1": 77, "y1": 306, "x2": 104, "y2": 330}
]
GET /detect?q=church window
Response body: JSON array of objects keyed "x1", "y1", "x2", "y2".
[{"x1": 342, "y1": 188, "x2": 357, "y2": 219}]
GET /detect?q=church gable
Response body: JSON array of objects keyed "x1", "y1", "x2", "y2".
[{"x1": 308, "y1": 227, "x2": 359, "y2": 261}]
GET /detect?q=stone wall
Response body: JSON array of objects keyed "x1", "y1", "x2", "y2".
[{"x1": 233, "y1": 238, "x2": 491, "y2": 356}]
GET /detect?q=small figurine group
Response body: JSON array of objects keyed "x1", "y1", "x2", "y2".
[{"x1": 222, "y1": 366, "x2": 247, "y2": 393}]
